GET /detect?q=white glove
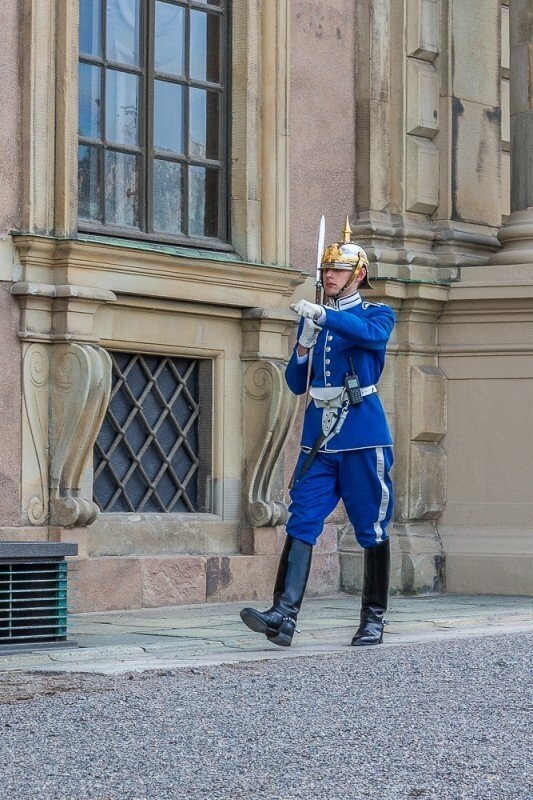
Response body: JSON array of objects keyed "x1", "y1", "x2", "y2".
[
  {"x1": 291, "y1": 299, "x2": 326, "y2": 323},
  {"x1": 298, "y1": 318, "x2": 322, "y2": 349}
]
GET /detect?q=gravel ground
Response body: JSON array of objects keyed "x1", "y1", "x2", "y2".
[{"x1": 0, "y1": 632, "x2": 531, "y2": 800}]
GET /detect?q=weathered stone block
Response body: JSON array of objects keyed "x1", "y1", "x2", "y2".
[
  {"x1": 241, "y1": 526, "x2": 281, "y2": 555},
  {"x1": 407, "y1": 59, "x2": 440, "y2": 138},
  {"x1": 451, "y1": 0, "x2": 499, "y2": 107},
  {"x1": 407, "y1": 0, "x2": 440, "y2": 61},
  {"x1": 206, "y1": 555, "x2": 278, "y2": 603},
  {"x1": 410, "y1": 365, "x2": 446, "y2": 442},
  {"x1": 501, "y1": 78, "x2": 510, "y2": 144},
  {"x1": 306, "y1": 553, "x2": 341, "y2": 596},
  {"x1": 409, "y1": 442, "x2": 446, "y2": 519},
  {"x1": 501, "y1": 4, "x2": 510, "y2": 72},
  {"x1": 451, "y1": 99, "x2": 502, "y2": 227},
  {"x1": 314, "y1": 523, "x2": 339, "y2": 554},
  {"x1": 339, "y1": 552, "x2": 364, "y2": 594},
  {"x1": 140, "y1": 557, "x2": 207, "y2": 607},
  {"x1": 406, "y1": 136, "x2": 439, "y2": 213},
  {"x1": 72, "y1": 557, "x2": 142, "y2": 612},
  {"x1": 445, "y1": 554, "x2": 533, "y2": 596},
  {"x1": 49, "y1": 526, "x2": 89, "y2": 558}
]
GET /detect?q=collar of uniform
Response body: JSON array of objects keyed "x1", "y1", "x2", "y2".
[{"x1": 330, "y1": 292, "x2": 362, "y2": 311}]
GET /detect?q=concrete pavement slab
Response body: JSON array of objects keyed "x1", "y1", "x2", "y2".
[{"x1": 0, "y1": 593, "x2": 531, "y2": 675}]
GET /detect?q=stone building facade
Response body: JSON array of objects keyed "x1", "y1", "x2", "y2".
[{"x1": 0, "y1": 0, "x2": 530, "y2": 611}]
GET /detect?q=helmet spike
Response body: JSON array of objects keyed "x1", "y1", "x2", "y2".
[{"x1": 342, "y1": 216, "x2": 352, "y2": 244}]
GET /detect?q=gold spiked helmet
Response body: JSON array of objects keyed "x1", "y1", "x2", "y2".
[{"x1": 321, "y1": 217, "x2": 373, "y2": 290}]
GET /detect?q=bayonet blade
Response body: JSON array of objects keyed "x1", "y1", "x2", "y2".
[{"x1": 316, "y1": 214, "x2": 326, "y2": 286}]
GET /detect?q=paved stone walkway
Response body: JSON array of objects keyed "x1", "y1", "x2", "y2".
[{"x1": 1, "y1": 593, "x2": 531, "y2": 674}]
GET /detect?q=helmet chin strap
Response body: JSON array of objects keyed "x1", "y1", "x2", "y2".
[{"x1": 331, "y1": 265, "x2": 364, "y2": 301}]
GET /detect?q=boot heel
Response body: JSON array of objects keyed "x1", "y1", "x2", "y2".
[{"x1": 267, "y1": 617, "x2": 296, "y2": 648}]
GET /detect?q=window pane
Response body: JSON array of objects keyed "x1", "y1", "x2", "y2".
[
  {"x1": 106, "y1": 0, "x2": 140, "y2": 66},
  {"x1": 105, "y1": 151, "x2": 140, "y2": 227},
  {"x1": 154, "y1": 81, "x2": 184, "y2": 155},
  {"x1": 154, "y1": 1, "x2": 185, "y2": 77},
  {"x1": 79, "y1": 0, "x2": 101, "y2": 56},
  {"x1": 190, "y1": 11, "x2": 220, "y2": 83},
  {"x1": 153, "y1": 160, "x2": 183, "y2": 234},
  {"x1": 189, "y1": 165, "x2": 218, "y2": 238},
  {"x1": 78, "y1": 63, "x2": 102, "y2": 139},
  {"x1": 106, "y1": 69, "x2": 140, "y2": 146},
  {"x1": 78, "y1": 145, "x2": 102, "y2": 220},
  {"x1": 194, "y1": 0, "x2": 222, "y2": 5},
  {"x1": 189, "y1": 88, "x2": 219, "y2": 160}
]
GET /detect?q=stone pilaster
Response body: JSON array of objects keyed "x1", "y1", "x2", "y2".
[{"x1": 491, "y1": 0, "x2": 533, "y2": 267}]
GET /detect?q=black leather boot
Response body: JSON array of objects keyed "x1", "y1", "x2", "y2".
[
  {"x1": 351, "y1": 538, "x2": 390, "y2": 646},
  {"x1": 240, "y1": 536, "x2": 313, "y2": 647}
]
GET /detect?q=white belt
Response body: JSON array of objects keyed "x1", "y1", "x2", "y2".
[{"x1": 310, "y1": 385, "x2": 377, "y2": 409}]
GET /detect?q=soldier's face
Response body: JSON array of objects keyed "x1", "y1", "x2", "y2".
[{"x1": 322, "y1": 267, "x2": 356, "y2": 297}]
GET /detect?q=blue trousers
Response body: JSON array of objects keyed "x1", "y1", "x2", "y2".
[{"x1": 286, "y1": 447, "x2": 394, "y2": 548}]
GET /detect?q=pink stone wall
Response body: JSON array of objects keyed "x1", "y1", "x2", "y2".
[
  {"x1": 0, "y1": 283, "x2": 21, "y2": 525},
  {"x1": 0, "y1": 0, "x2": 22, "y2": 234},
  {"x1": 290, "y1": 1, "x2": 357, "y2": 274}
]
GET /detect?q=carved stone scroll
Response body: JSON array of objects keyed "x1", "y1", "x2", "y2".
[
  {"x1": 243, "y1": 359, "x2": 298, "y2": 527},
  {"x1": 49, "y1": 343, "x2": 112, "y2": 528},
  {"x1": 22, "y1": 344, "x2": 50, "y2": 525}
]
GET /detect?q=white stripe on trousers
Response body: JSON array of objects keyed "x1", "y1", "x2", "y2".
[{"x1": 373, "y1": 446, "x2": 390, "y2": 543}]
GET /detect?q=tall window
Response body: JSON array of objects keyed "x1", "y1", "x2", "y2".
[{"x1": 78, "y1": 0, "x2": 229, "y2": 246}]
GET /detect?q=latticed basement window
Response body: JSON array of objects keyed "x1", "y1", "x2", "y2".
[{"x1": 93, "y1": 353, "x2": 212, "y2": 513}]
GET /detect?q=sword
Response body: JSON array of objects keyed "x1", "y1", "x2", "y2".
[{"x1": 315, "y1": 215, "x2": 325, "y2": 304}]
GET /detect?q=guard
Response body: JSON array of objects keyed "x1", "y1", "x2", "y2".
[{"x1": 240, "y1": 218, "x2": 395, "y2": 647}]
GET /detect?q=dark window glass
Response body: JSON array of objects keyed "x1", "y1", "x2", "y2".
[
  {"x1": 106, "y1": 0, "x2": 141, "y2": 66},
  {"x1": 154, "y1": 81, "x2": 184, "y2": 154},
  {"x1": 154, "y1": 1, "x2": 185, "y2": 77},
  {"x1": 78, "y1": 145, "x2": 102, "y2": 220},
  {"x1": 78, "y1": 63, "x2": 102, "y2": 138},
  {"x1": 153, "y1": 160, "x2": 183, "y2": 234},
  {"x1": 104, "y1": 151, "x2": 140, "y2": 227},
  {"x1": 190, "y1": 10, "x2": 220, "y2": 83},
  {"x1": 78, "y1": 0, "x2": 229, "y2": 246},
  {"x1": 189, "y1": 165, "x2": 218, "y2": 238},
  {"x1": 105, "y1": 69, "x2": 140, "y2": 146},
  {"x1": 79, "y1": 0, "x2": 102, "y2": 56}
]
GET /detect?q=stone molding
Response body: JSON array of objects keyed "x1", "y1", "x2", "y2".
[{"x1": 13, "y1": 235, "x2": 306, "y2": 311}]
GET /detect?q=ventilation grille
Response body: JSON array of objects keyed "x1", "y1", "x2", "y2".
[{"x1": 0, "y1": 560, "x2": 69, "y2": 645}]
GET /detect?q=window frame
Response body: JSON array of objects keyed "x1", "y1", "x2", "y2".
[{"x1": 77, "y1": 0, "x2": 232, "y2": 251}]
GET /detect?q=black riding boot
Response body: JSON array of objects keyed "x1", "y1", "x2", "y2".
[
  {"x1": 351, "y1": 538, "x2": 390, "y2": 646},
  {"x1": 240, "y1": 536, "x2": 313, "y2": 647}
]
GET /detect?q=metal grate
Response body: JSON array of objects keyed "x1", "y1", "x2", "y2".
[
  {"x1": 0, "y1": 560, "x2": 69, "y2": 645},
  {"x1": 94, "y1": 352, "x2": 202, "y2": 513}
]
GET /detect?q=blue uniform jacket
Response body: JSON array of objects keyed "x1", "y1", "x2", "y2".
[{"x1": 285, "y1": 292, "x2": 395, "y2": 452}]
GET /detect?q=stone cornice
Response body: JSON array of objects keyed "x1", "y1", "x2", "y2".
[{"x1": 12, "y1": 234, "x2": 307, "y2": 309}]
